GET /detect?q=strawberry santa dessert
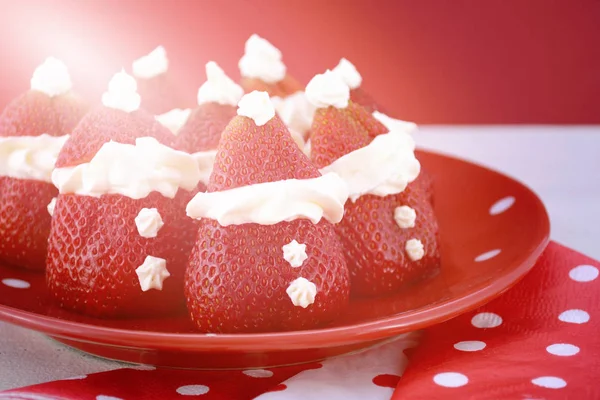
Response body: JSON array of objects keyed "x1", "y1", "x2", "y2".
[
  {"x1": 306, "y1": 70, "x2": 440, "y2": 297},
  {"x1": 185, "y1": 91, "x2": 351, "y2": 333},
  {"x1": 155, "y1": 61, "x2": 244, "y2": 190},
  {"x1": 0, "y1": 58, "x2": 87, "y2": 270},
  {"x1": 132, "y1": 46, "x2": 183, "y2": 114},
  {"x1": 46, "y1": 70, "x2": 201, "y2": 317},
  {"x1": 332, "y1": 58, "x2": 382, "y2": 113}
]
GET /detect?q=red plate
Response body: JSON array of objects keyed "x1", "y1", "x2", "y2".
[{"x1": 0, "y1": 150, "x2": 550, "y2": 369}]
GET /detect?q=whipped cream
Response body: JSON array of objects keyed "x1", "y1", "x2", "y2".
[
  {"x1": 286, "y1": 277, "x2": 316, "y2": 308},
  {"x1": 238, "y1": 34, "x2": 286, "y2": 83},
  {"x1": 52, "y1": 137, "x2": 201, "y2": 199},
  {"x1": 0, "y1": 134, "x2": 69, "y2": 182},
  {"x1": 135, "y1": 255, "x2": 170, "y2": 291},
  {"x1": 303, "y1": 139, "x2": 311, "y2": 157},
  {"x1": 237, "y1": 91, "x2": 275, "y2": 126},
  {"x1": 394, "y1": 205, "x2": 416, "y2": 229},
  {"x1": 155, "y1": 108, "x2": 191, "y2": 135},
  {"x1": 372, "y1": 111, "x2": 417, "y2": 134},
  {"x1": 135, "y1": 208, "x2": 164, "y2": 238},
  {"x1": 101, "y1": 70, "x2": 141, "y2": 113},
  {"x1": 405, "y1": 238, "x2": 424, "y2": 261},
  {"x1": 305, "y1": 70, "x2": 350, "y2": 109},
  {"x1": 186, "y1": 172, "x2": 349, "y2": 226},
  {"x1": 197, "y1": 61, "x2": 244, "y2": 106},
  {"x1": 47, "y1": 197, "x2": 57, "y2": 216},
  {"x1": 271, "y1": 92, "x2": 316, "y2": 137},
  {"x1": 282, "y1": 240, "x2": 308, "y2": 268},
  {"x1": 132, "y1": 46, "x2": 168, "y2": 79},
  {"x1": 30, "y1": 57, "x2": 72, "y2": 97},
  {"x1": 332, "y1": 58, "x2": 362, "y2": 89},
  {"x1": 320, "y1": 130, "x2": 420, "y2": 202},
  {"x1": 191, "y1": 150, "x2": 217, "y2": 186}
]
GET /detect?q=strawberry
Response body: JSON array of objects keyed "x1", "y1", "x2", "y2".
[
  {"x1": 0, "y1": 88, "x2": 87, "y2": 270},
  {"x1": 185, "y1": 92, "x2": 350, "y2": 333},
  {"x1": 174, "y1": 103, "x2": 236, "y2": 153},
  {"x1": 238, "y1": 34, "x2": 303, "y2": 98},
  {"x1": 240, "y1": 74, "x2": 303, "y2": 98},
  {"x1": 309, "y1": 88, "x2": 440, "y2": 297},
  {"x1": 132, "y1": 46, "x2": 185, "y2": 114},
  {"x1": 46, "y1": 72, "x2": 199, "y2": 317}
]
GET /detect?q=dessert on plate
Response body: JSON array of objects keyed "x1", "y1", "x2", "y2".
[
  {"x1": 132, "y1": 46, "x2": 183, "y2": 114},
  {"x1": 155, "y1": 61, "x2": 243, "y2": 190},
  {"x1": 46, "y1": 70, "x2": 201, "y2": 317},
  {"x1": 0, "y1": 57, "x2": 87, "y2": 270},
  {"x1": 184, "y1": 90, "x2": 351, "y2": 333},
  {"x1": 332, "y1": 58, "x2": 383, "y2": 113},
  {"x1": 238, "y1": 34, "x2": 303, "y2": 98},
  {"x1": 306, "y1": 70, "x2": 441, "y2": 297}
]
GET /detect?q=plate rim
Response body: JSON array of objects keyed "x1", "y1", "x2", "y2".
[{"x1": 0, "y1": 149, "x2": 551, "y2": 352}]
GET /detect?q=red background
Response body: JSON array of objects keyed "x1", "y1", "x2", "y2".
[{"x1": 0, "y1": 0, "x2": 599, "y2": 124}]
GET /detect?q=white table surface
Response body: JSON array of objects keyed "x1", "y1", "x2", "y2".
[{"x1": 1, "y1": 125, "x2": 599, "y2": 391}]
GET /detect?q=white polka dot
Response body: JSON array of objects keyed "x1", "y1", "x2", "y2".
[
  {"x1": 453, "y1": 341, "x2": 486, "y2": 352},
  {"x1": 569, "y1": 265, "x2": 599, "y2": 282},
  {"x1": 546, "y1": 343, "x2": 580, "y2": 357},
  {"x1": 242, "y1": 369, "x2": 274, "y2": 378},
  {"x1": 489, "y1": 196, "x2": 515, "y2": 215},
  {"x1": 559, "y1": 309, "x2": 590, "y2": 324},
  {"x1": 471, "y1": 312, "x2": 503, "y2": 328},
  {"x1": 474, "y1": 249, "x2": 501, "y2": 262},
  {"x1": 2, "y1": 278, "x2": 30, "y2": 289},
  {"x1": 531, "y1": 376, "x2": 567, "y2": 389},
  {"x1": 176, "y1": 385, "x2": 210, "y2": 395},
  {"x1": 433, "y1": 372, "x2": 468, "y2": 388},
  {"x1": 96, "y1": 396, "x2": 123, "y2": 400}
]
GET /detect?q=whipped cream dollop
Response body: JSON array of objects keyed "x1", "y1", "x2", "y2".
[
  {"x1": 191, "y1": 150, "x2": 217, "y2": 186},
  {"x1": 320, "y1": 129, "x2": 420, "y2": 202},
  {"x1": 52, "y1": 137, "x2": 201, "y2": 199},
  {"x1": 286, "y1": 277, "x2": 317, "y2": 308},
  {"x1": 405, "y1": 238, "x2": 425, "y2": 261},
  {"x1": 132, "y1": 46, "x2": 168, "y2": 79},
  {"x1": 332, "y1": 58, "x2": 362, "y2": 89},
  {"x1": 47, "y1": 197, "x2": 57, "y2": 216},
  {"x1": 237, "y1": 90, "x2": 276, "y2": 126},
  {"x1": 197, "y1": 61, "x2": 244, "y2": 106},
  {"x1": 238, "y1": 34, "x2": 286, "y2": 83},
  {"x1": 186, "y1": 172, "x2": 349, "y2": 226},
  {"x1": 0, "y1": 134, "x2": 69, "y2": 182},
  {"x1": 30, "y1": 57, "x2": 72, "y2": 97},
  {"x1": 102, "y1": 70, "x2": 141, "y2": 113},
  {"x1": 271, "y1": 91, "x2": 316, "y2": 138},
  {"x1": 373, "y1": 111, "x2": 418, "y2": 134},
  {"x1": 135, "y1": 255, "x2": 170, "y2": 291},
  {"x1": 305, "y1": 70, "x2": 350, "y2": 109},
  {"x1": 155, "y1": 108, "x2": 192, "y2": 135},
  {"x1": 282, "y1": 240, "x2": 308, "y2": 268},
  {"x1": 135, "y1": 208, "x2": 164, "y2": 238},
  {"x1": 394, "y1": 205, "x2": 416, "y2": 229}
]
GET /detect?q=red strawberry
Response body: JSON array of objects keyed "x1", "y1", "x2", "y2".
[
  {"x1": 46, "y1": 76, "x2": 198, "y2": 317},
  {"x1": 238, "y1": 34, "x2": 303, "y2": 98},
  {"x1": 185, "y1": 93, "x2": 350, "y2": 333},
  {"x1": 132, "y1": 46, "x2": 185, "y2": 114},
  {"x1": 240, "y1": 75, "x2": 303, "y2": 98},
  {"x1": 310, "y1": 100, "x2": 440, "y2": 297},
  {"x1": 0, "y1": 88, "x2": 87, "y2": 270}
]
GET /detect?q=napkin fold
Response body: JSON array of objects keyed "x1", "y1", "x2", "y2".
[{"x1": 1, "y1": 241, "x2": 597, "y2": 400}]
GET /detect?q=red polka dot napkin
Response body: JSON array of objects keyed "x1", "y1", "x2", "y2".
[
  {"x1": 0, "y1": 241, "x2": 597, "y2": 400},
  {"x1": 394, "y1": 241, "x2": 600, "y2": 400}
]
